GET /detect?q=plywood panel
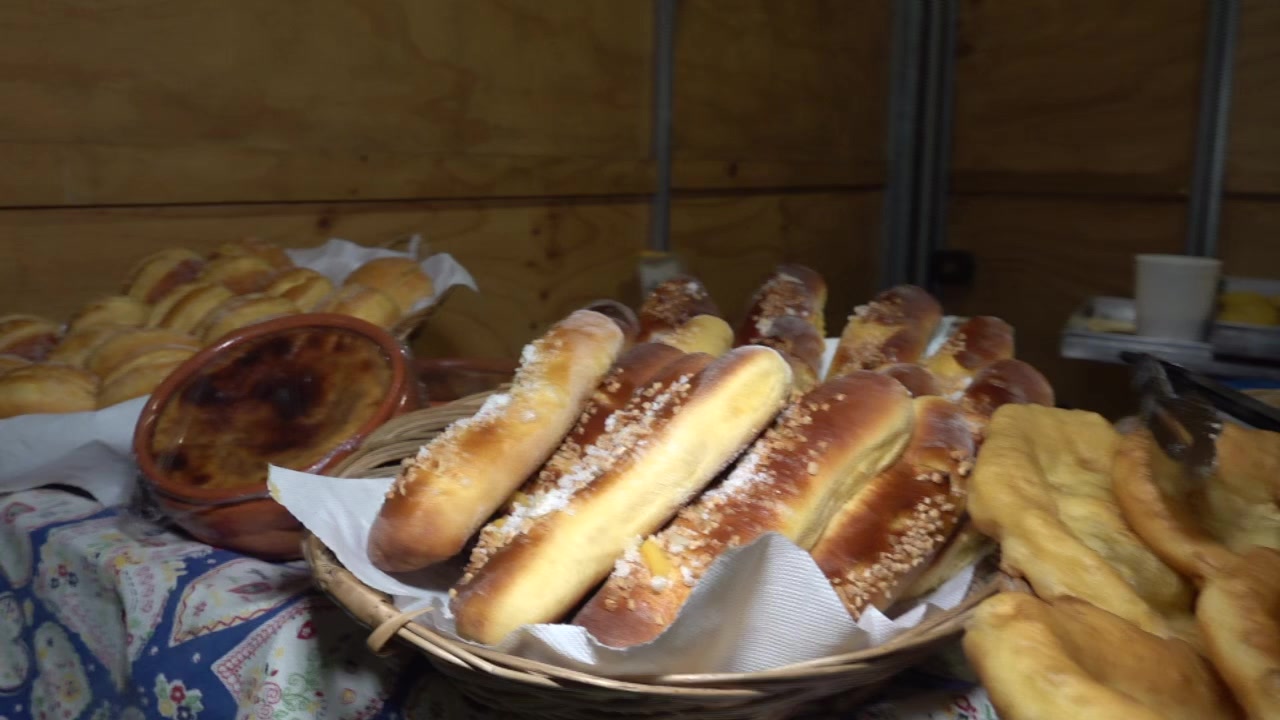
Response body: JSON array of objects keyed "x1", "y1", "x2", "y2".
[
  {"x1": 1221, "y1": 199, "x2": 1280, "y2": 278},
  {"x1": 1227, "y1": 0, "x2": 1280, "y2": 193},
  {"x1": 0, "y1": 0, "x2": 653, "y2": 206},
  {"x1": 947, "y1": 196, "x2": 1186, "y2": 416},
  {"x1": 0, "y1": 199, "x2": 649, "y2": 359},
  {"x1": 671, "y1": 0, "x2": 890, "y2": 190},
  {"x1": 670, "y1": 191, "x2": 881, "y2": 333},
  {"x1": 952, "y1": 0, "x2": 1204, "y2": 195}
]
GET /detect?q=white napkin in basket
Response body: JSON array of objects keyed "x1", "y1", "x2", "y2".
[{"x1": 270, "y1": 465, "x2": 976, "y2": 676}]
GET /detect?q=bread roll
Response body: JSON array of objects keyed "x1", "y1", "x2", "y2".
[
  {"x1": 581, "y1": 299, "x2": 641, "y2": 346},
  {"x1": 646, "y1": 314, "x2": 733, "y2": 357},
  {"x1": 969, "y1": 405, "x2": 1194, "y2": 636},
  {"x1": 47, "y1": 324, "x2": 129, "y2": 369},
  {"x1": 753, "y1": 315, "x2": 825, "y2": 393},
  {"x1": 344, "y1": 257, "x2": 434, "y2": 314},
  {"x1": 196, "y1": 293, "x2": 298, "y2": 344},
  {"x1": 736, "y1": 264, "x2": 827, "y2": 345},
  {"x1": 199, "y1": 256, "x2": 276, "y2": 294},
  {"x1": 636, "y1": 276, "x2": 720, "y2": 341},
  {"x1": 501, "y1": 342, "x2": 687, "y2": 512},
  {"x1": 965, "y1": 593, "x2": 1239, "y2": 720},
  {"x1": 575, "y1": 372, "x2": 913, "y2": 647},
  {"x1": 1197, "y1": 546, "x2": 1280, "y2": 720},
  {"x1": 958, "y1": 358, "x2": 1053, "y2": 418},
  {"x1": 124, "y1": 249, "x2": 206, "y2": 303},
  {"x1": 67, "y1": 295, "x2": 149, "y2": 333},
  {"x1": 314, "y1": 284, "x2": 400, "y2": 329},
  {"x1": 810, "y1": 395, "x2": 976, "y2": 619},
  {"x1": 923, "y1": 316, "x2": 1014, "y2": 392},
  {"x1": 368, "y1": 310, "x2": 625, "y2": 573},
  {"x1": 264, "y1": 268, "x2": 335, "y2": 311},
  {"x1": 0, "y1": 315, "x2": 61, "y2": 361},
  {"x1": 85, "y1": 328, "x2": 201, "y2": 379},
  {"x1": 452, "y1": 345, "x2": 791, "y2": 645},
  {"x1": 828, "y1": 285, "x2": 942, "y2": 378},
  {"x1": 0, "y1": 354, "x2": 31, "y2": 374},
  {"x1": 0, "y1": 364, "x2": 99, "y2": 418},
  {"x1": 148, "y1": 282, "x2": 236, "y2": 333},
  {"x1": 211, "y1": 238, "x2": 294, "y2": 271},
  {"x1": 875, "y1": 363, "x2": 941, "y2": 398},
  {"x1": 98, "y1": 347, "x2": 196, "y2": 408},
  {"x1": 896, "y1": 518, "x2": 994, "y2": 605}
]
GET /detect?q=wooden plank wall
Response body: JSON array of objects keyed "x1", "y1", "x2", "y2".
[
  {"x1": 0, "y1": 0, "x2": 888, "y2": 358},
  {"x1": 946, "y1": 0, "x2": 1207, "y2": 415}
]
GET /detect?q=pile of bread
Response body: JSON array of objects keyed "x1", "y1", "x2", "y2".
[
  {"x1": 0, "y1": 239, "x2": 434, "y2": 419},
  {"x1": 962, "y1": 400, "x2": 1280, "y2": 718},
  {"x1": 366, "y1": 267, "x2": 1054, "y2": 648}
]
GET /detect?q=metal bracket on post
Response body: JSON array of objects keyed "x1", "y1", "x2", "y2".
[
  {"x1": 880, "y1": 0, "x2": 959, "y2": 291},
  {"x1": 1185, "y1": 0, "x2": 1240, "y2": 258}
]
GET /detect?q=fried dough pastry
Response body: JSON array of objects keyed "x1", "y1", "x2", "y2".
[
  {"x1": 965, "y1": 593, "x2": 1240, "y2": 720},
  {"x1": 1197, "y1": 546, "x2": 1280, "y2": 720},
  {"x1": 969, "y1": 405, "x2": 1193, "y2": 636}
]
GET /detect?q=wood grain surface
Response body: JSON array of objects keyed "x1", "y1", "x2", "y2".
[
  {"x1": 1228, "y1": 0, "x2": 1280, "y2": 193},
  {"x1": 946, "y1": 195, "x2": 1186, "y2": 416},
  {"x1": 951, "y1": 0, "x2": 1204, "y2": 196},
  {"x1": 671, "y1": 0, "x2": 890, "y2": 190},
  {"x1": 0, "y1": 0, "x2": 653, "y2": 207},
  {"x1": 1222, "y1": 199, "x2": 1280, "y2": 278}
]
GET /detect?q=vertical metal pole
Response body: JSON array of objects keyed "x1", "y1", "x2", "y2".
[
  {"x1": 915, "y1": 0, "x2": 958, "y2": 290},
  {"x1": 1185, "y1": 0, "x2": 1240, "y2": 258},
  {"x1": 881, "y1": 0, "x2": 925, "y2": 288},
  {"x1": 650, "y1": 0, "x2": 677, "y2": 253}
]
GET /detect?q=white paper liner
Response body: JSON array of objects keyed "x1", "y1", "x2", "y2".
[
  {"x1": 269, "y1": 466, "x2": 976, "y2": 677},
  {"x1": 0, "y1": 237, "x2": 476, "y2": 503}
]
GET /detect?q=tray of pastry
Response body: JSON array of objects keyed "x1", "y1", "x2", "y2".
[{"x1": 1210, "y1": 276, "x2": 1280, "y2": 362}]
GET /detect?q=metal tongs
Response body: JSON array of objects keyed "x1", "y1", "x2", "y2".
[{"x1": 1121, "y1": 352, "x2": 1280, "y2": 476}]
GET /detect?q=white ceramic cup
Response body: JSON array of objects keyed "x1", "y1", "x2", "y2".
[{"x1": 1135, "y1": 254, "x2": 1222, "y2": 340}]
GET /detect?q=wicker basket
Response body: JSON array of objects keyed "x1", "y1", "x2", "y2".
[{"x1": 304, "y1": 391, "x2": 999, "y2": 720}]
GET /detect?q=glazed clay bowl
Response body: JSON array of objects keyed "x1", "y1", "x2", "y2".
[{"x1": 134, "y1": 313, "x2": 421, "y2": 559}]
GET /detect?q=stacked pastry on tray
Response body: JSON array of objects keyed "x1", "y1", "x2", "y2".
[
  {"x1": 367, "y1": 268, "x2": 1054, "y2": 647},
  {"x1": 0, "y1": 240, "x2": 436, "y2": 419},
  {"x1": 961, "y1": 396, "x2": 1280, "y2": 717}
]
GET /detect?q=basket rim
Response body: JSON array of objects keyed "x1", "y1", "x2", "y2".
[{"x1": 302, "y1": 391, "x2": 998, "y2": 697}]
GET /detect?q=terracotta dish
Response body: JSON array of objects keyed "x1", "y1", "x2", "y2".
[{"x1": 134, "y1": 313, "x2": 420, "y2": 559}]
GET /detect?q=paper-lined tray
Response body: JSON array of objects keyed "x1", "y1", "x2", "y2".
[{"x1": 0, "y1": 238, "x2": 476, "y2": 505}]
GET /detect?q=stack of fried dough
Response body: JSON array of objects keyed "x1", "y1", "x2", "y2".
[
  {"x1": 962, "y1": 400, "x2": 1280, "y2": 719},
  {"x1": 0, "y1": 240, "x2": 436, "y2": 418},
  {"x1": 367, "y1": 267, "x2": 1055, "y2": 648}
]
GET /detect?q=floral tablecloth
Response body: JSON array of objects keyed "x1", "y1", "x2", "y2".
[{"x1": 0, "y1": 487, "x2": 997, "y2": 720}]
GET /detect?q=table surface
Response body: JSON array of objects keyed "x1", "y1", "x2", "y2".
[{"x1": 0, "y1": 487, "x2": 997, "y2": 720}]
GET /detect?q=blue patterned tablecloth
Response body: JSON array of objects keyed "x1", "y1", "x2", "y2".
[{"x1": 0, "y1": 487, "x2": 996, "y2": 720}]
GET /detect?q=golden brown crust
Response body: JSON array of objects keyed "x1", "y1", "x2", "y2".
[
  {"x1": 959, "y1": 358, "x2": 1054, "y2": 418},
  {"x1": 969, "y1": 405, "x2": 1194, "y2": 636},
  {"x1": 67, "y1": 296, "x2": 149, "y2": 334},
  {"x1": 1206, "y1": 425, "x2": 1280, "y2": 553},
  {"x1": 265, "y1": 268, "x2": 335, "y2": 311},
  {"x1": 47, "y1": 324, "x2": 131, "y2": 369},
  {"x1": 575, "y1": 371, "x2": 913, "y2": 647},
  {"x1": 315, "y1": 284, "x2": 401, "y2": 329},
  {"x1": 896, "y1": 517, "x2": 994, "y2": 605},
  {"x1": 1197, "y1": 546, "x2": 1280, "y2": 720},
  {"x1": 636, "y1": 276, "x2": 720, "y2": 341},
  {"x1": 0, "y1": 364, "x2": 100, "y2": 419},
  {"x1": 965, "y1": 593, "x2": 1240, "y2": 720},
  {"x1": 83, "y1": 328, "x2": 201, "y2": 379},
  {"x1": 647, "y1": 314, "x2": 733, "y2": 357},
  {"x1": 199, "y1": 256, "x2": 277, "y2": 294},
  {"x1": 149, "y1": 282, "x2": 236, "y2": 333},
  {"x1": 736, "y1": 264, "x2": 827, "y2": 345},
  {"x1": 753, "y1": 315, "x2": 825, "y2": 394},
  {"x1": 344, "y1": 257, "x2": 434, "y2": 314},
  {"x1": 196, "y1": 293, "x2": 299, "y2": 344},
  {"x1": 98, "y1": 348, "x2": 195, "y2": 408},
  {"x1": 875, "y1": 363, "x2": 942, "y2": 398},
  {"x1": 924, "y1": 316, "x2": 1014, "y2": 391},
  {"x1": 811, "y1": 396, "x2": 976, "y2": 618},
  {"x1": 580, "y1": 300, "x2": 640, "y2": 345},
  {"x1": 0, "y1": 315, "x2": 61, "y2": 361},
  {"x1": 210, "y1": 238, "x2": 294, "y2": 271},
  {"x1": 124, "y1": 249, "x2": 207, "y2": 304},
  {"x1": 0, "y1": 354, "x2": 31, "y2": 375},
  {"x1": 451, "y1": 346, "x2": 791, "y2": 645},
  {"x1": 368, "y1": 310, "x2": 625, "y2": 573},
  {"x1": 828, "y1": 285, "x2": 942, "y2": 378}
]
